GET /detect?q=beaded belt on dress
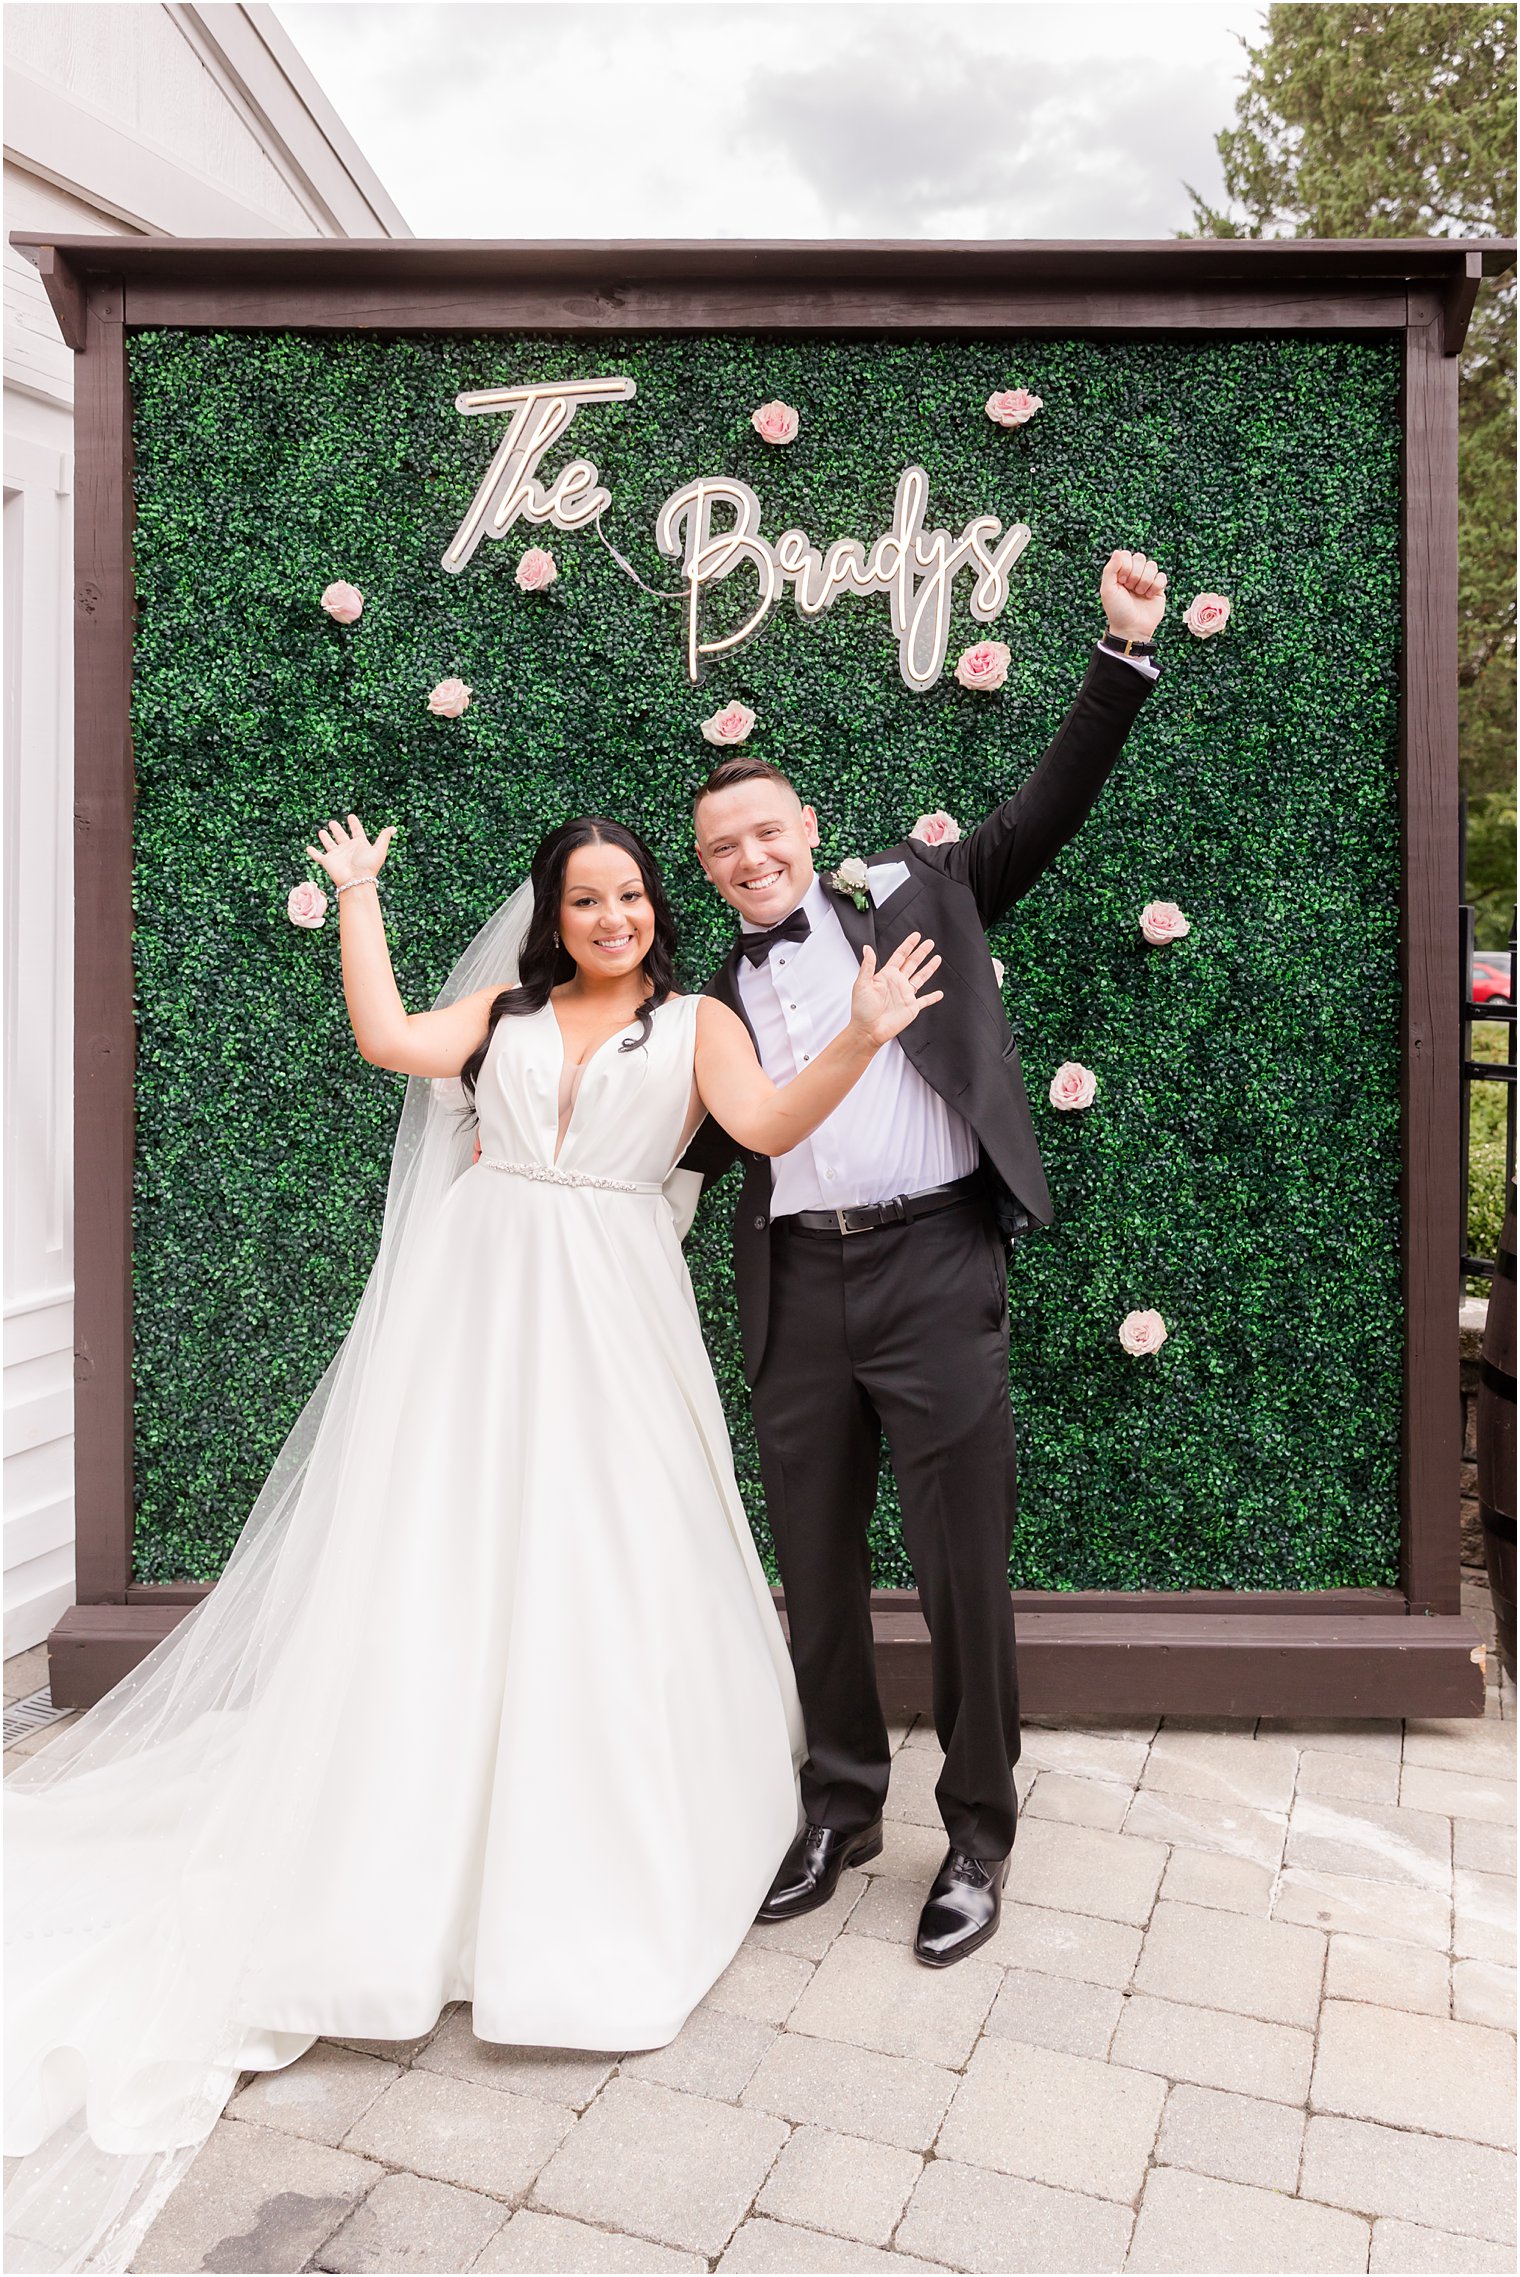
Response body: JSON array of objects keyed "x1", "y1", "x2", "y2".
[{"x1": 477, "y1": 1157, "x2": 663, "y2": 1196}]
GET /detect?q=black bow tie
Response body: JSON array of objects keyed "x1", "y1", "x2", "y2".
[{"x1": 739, "y1": 907, "x2": 812, "y2": 967}]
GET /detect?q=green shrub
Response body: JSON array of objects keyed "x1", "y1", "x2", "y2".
[{"x1": 1467, "y1": 1020, "x2": 1515, "y2": 1292}]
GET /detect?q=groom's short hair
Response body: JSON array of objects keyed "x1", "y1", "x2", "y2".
[{"x1": 693, "y1": 755, "x2": 800, "y2": 816}]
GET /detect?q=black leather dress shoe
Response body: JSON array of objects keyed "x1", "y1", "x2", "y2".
[
  {"x1": 755, "y1": 1819, "x2": 884, "y2": 1922},
  {"x1": 914, "y1": 1848, "x2": 1010, "y2": 1966}
]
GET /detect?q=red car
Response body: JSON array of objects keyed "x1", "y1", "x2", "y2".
[{"x1": 1471, "y1": 951, "x2": 1515, "y2": 1007}]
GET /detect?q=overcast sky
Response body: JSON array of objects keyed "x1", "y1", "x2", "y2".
[{"x1": 273, "y1": 1, "x2": 1260, "y2": 239}]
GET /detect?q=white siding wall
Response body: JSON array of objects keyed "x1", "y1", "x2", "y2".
[
  {"x1": 7, "y1": 4, "x2": 313, "y2": 231},
  {"x1": 3, "y1": 6, "x2": 405, "y2": 1653},
  {"x1": 3, "y1": 167, "x2": 79, "y2": 1653},
  {"x1": 2, "y1": 422, "x2": 76, "y2": 1653}
]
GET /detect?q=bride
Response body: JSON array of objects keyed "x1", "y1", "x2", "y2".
[{"x1": 4, "y1": 811, "x2": 942, "y2": 2274}]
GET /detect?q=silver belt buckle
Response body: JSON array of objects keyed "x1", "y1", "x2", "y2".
[{"x1": 835, "y1": 1206, "x2": 855, "y2": 1235}]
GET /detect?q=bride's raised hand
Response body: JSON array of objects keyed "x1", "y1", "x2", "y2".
[
  {"x1": 304, "y1": 813, "x2": 396, "y2": 889},
  {"x1": 848, "y1": 932, "x2": 944, "y2": 1048}
]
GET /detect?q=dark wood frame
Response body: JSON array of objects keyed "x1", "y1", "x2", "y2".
[{"x1": 13, "y1": 232, "x2": 1514, "y2": 1714}]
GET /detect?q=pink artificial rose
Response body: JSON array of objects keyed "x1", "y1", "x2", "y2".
[
  {"x1": 1139, "y1": 899, "x2": 1192, "y2": 946},
  {"x1": 751, "y1": 400, "x2": 800, "y2": 446},
  {"x1": 515, "y1": 547, "x2": 558, "y2": 591},
  {"x1": 985, "y1": 387, "x2": 1043, "y2": 428},
  {"x1": 1049, "y1": 1061, "x2": 1097, "y2": 1111},
  {"x1": 286, "y1": 881, "x2": 328, "y2": 930},
  {"x1": 321, "y1": 581, "x2": 364, "y2": 624},
  {"x1": 911, "y1": 810, "x2": 961, "y2": 846},
  {"x1": 427, "y1": 677, "x2": 472, "y2": 718},
  {"x1": 1184, "y1": 592, "x2": 1231, "y2": 638},
  {"x1": 1119, "y1": 1308, "x2": 1169, "y2": 1357},
  {"x1": 700, "y1": 702, "x2": 756, "y2": 746},
  {"x1": 954, "y1": 640, "x2": 1011, "y2": 693}
]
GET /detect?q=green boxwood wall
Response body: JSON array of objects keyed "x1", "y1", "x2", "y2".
[{"x1": 127, "y1": 327, "x2": 1403, "y2": 1589}]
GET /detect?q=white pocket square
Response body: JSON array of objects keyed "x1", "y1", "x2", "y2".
[{"x1": 867, "y1": 860, "x2": 911, "y2": 905}]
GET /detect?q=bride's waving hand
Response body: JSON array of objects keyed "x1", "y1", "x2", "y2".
[
  {"x1": 693, "y1": 933, "x2": 943, "y2": 1157},
  {"x1": 308, "y1": 813, "x2": 944, "y2": 1122},
  {"x1": 306, "y1": 815, "x2": 503, "y2": 1076}
]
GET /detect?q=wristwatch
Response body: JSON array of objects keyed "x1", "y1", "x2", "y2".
[{"x1": 1099, "y1": 631, "x2": 1158, "y2": 659}]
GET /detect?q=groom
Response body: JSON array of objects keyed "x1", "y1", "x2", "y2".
[{"x1": 683, "y1": 550, "x2": 1168, "y2": 1965}]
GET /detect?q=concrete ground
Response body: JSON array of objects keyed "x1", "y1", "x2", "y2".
[{"x1": 4, "y1": 1580, "x2": 1515, "y2": 2276}]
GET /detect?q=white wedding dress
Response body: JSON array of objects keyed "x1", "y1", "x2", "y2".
[{"x1": 5, "y1": 978, "x2": 803, "y2": 2272}]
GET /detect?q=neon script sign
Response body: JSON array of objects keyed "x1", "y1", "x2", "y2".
[{"x1": 441, "y1": 376, "x2": 1031, "y2": 694}]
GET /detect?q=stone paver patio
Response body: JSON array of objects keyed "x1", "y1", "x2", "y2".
[{"x1": 5, "y1": 1575, "x2": 1515, "y2": 2274}]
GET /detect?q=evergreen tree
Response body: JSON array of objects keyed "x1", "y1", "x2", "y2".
[{"x1": 1181, "y1": 3, "x2": 1516, "y2": 939}]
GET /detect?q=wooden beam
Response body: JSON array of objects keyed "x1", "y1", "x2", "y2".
[
  {"x1": 51, "y1": 1599, "x2": 1485, "y2": 1715},
  {"x1": 1442, "y1": 250, "x2": 1485, "y2": 356},
  {"x1": 870, "y1": 1607, "x2": 1486, "y2": 1719},
  {"x1": 8, "y1": 232, "x2": 1516, "y2": 296},
  {"x1": 48, "y1": 1603, "x2": 190, "y2": 1708},
  {"x1": 803, "y1": 1586, "x2": 1407, "y2": 1617},
  {"x1": 33, "y1": 242, "x2": 87, "y2": 351},
  {"x1": 129, "y1": 1582, "x2": 1411, "y2": 1619},
  {"x1": 114, "y1": 283, "x2": 1416, "y2": 336}
]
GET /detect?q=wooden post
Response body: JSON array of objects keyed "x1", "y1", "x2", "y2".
[
  {"x1": 70, "y1": 277, "x2": 136, "y2": 1609},
  {"x1": 1399, "y1": 290, "x2": 1464, "y2": 1620}
]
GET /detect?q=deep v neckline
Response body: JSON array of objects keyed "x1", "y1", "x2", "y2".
[{"x1": 545, "y1": 999, "x2": 641, "y2": 1164}]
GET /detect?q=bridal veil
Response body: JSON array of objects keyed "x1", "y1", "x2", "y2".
[{"x1": 4, "y1": 881, "x2": 553, "y2": 2273}]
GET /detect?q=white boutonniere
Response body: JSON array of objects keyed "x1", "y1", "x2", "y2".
[{"x1": 828, "y1": 856, "x2": 871, "y2": 911}]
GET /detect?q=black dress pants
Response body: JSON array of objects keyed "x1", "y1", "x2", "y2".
[{"x1": 751, "y1": 1194, "x2": 1022, "y2": 1861}]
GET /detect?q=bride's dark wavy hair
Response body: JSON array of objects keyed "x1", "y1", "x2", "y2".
[{"x1": 460, "y1": 817, "x2": 678, "y2": 1108}]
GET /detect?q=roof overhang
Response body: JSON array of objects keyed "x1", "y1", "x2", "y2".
[{"x1": 10, "y1": 232, "x2": 1514, "y2": 356}]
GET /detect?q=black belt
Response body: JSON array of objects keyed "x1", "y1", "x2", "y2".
[{"x1": 778, "y1": 1171, "x2": 984, "y2": 1237}]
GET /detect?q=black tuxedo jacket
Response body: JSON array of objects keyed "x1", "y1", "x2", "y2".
[{"x1": 682, "y1": 646, "x2": 1159, "y2": 1382}]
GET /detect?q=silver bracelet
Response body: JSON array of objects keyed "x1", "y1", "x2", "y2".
[{"x1": 336, "y1": 875, "x2": 379, "y2": 896}]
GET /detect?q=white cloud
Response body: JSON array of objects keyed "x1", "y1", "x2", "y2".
[
  {"x1": 275, "y1": 0, "x2": 1252, "y2": 238},
  {"x1": 738, "y1": 18, "x2": 1238, "y2": 236}
]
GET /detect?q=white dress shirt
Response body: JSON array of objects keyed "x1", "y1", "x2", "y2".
[
  {"x1": 735, "y1": 642, "x2": 1155, "y2": 1214},
  {"x1": 738, "y1": 872, "x2": 980, "y2": 1215}
]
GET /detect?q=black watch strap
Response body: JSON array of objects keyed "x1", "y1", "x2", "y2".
[{"x1": 1099, "y1": 631, "x2": 1158, "y2": 658}]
